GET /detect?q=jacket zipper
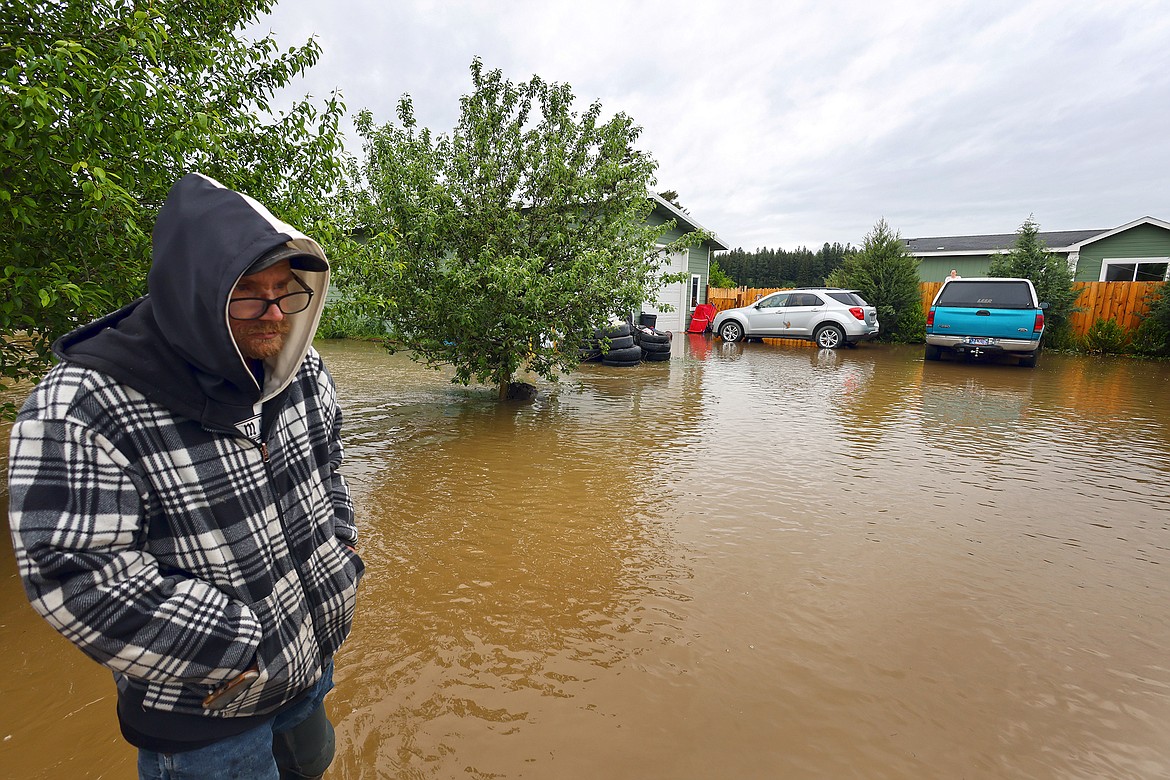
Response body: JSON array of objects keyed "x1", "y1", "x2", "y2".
[{"x1": 256, "y1": 436, "x2": 329, "y2": 659}]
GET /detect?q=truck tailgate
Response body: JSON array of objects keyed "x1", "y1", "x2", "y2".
[{"x1": 931, "y1": 307, "x2": 1038, "y2": 339}]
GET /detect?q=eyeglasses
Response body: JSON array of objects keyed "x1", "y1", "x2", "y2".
[{"x1": 228, "y1": 275, "x2": 315, "y2": 321}]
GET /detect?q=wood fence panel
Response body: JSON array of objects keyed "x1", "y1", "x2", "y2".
[
  {"x1": 705, "y1": 288, "x2": 740, "y2": 313},
  {"x1": 1069, "y1": 283, "x2": 1097, "y2": 335},
  {"x1": 921, "y1": 282, "x2": 942, "y2": 314},
  {"x1": 1070, "y1": 281, "x2": 1161, "y2": 334}
]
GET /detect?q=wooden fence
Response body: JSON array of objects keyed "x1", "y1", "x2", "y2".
[{"x1": 708, "y1": 281, "x2": 1164, "y2": 338}]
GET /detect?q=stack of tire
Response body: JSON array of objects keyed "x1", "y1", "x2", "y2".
[
  {"x1": 634, "y1": 326, "x2": 671, "y2": 362},
  {"x1": 579, "y1": 322, "x2": 672, "y2": 367},
  {"x1": 598, "y1": 322, "x2": 642, "y2": 367}
]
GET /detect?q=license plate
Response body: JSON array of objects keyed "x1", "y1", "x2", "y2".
[{"x1": 964, "y1": 337, "x2": 996, "y2": 345}]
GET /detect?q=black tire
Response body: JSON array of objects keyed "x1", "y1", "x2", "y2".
[
  {"x1": 602, "y1": 358, "x2": 641, "y2": 367},
  {"x1": 595, "y1": 322, "x2": 632, "y2": 339},
  {"x1": 603, "y1": 335, "x2": 635, "y2": 350},
  {"x1": 814, "y1": 323, "x2": 845, "y2": 349},
  {"x1": 637, "y1": 330, "x2": 671, "y2": 345},
  {"x1": 718, "y1": 320, "x2": 745, "y2": 343},
  {"x1": 924, "y1": 343, "x2": 941, "y2": 361},
  {"x1": 640, "y1": 340, "x2": 671, "y2": 354},
  {"x1": 1019, "y1": 348, "x2": 1040, "y2": 368},
  {"x1": 603, "y1": 345, "x2": 642, "y2": 362},
  {"x1": 642, "y1": 350, "x2": 671, "y2": 361}
]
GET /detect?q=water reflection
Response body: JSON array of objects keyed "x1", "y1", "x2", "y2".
[{"x1": 3, "y1": 338, "x2": 1170, "y2": 778}]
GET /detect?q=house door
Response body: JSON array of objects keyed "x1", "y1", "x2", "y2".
[{"x1": 643, "y1": 249, "x2": 688, "y2": 332}]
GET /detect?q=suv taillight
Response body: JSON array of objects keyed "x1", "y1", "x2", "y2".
[
  {"x1": 849, "y1": 307, "x2": 864, "y2": 320},
  {"x1": 926, "y1": 309, "x2": 935, "y2": 327},
  {"x1": 1034, "y1": 312, "x2": 1045, "y2": 332}
]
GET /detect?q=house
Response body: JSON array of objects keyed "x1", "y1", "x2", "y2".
[
  {"x1": 640, "y1": 192, "x2": 729, "y2": 333},
  {"x1": 905, "y1": 217, "x2": 1170, "y2": 283}
]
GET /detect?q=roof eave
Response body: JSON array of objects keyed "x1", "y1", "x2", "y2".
[
  {"x1": 648, "y1": 191, "x2": 730, "y2": 251},
  {"x1": 1068, "y1": 216, "x2": 1170, "y2": 249}
]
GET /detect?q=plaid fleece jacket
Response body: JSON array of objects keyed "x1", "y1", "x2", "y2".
[{"x1": 7, "y1": 347, "x2": 361, "y2": 719}]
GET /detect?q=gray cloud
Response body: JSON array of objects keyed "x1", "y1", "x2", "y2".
[{"x1": 252, "y1": 0, "x2": 1170, "y2": 249}]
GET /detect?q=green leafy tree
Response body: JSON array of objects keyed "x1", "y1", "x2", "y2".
[
  {"x1": 1132, "y1": 285, "x2": 1170, "y2": 356},
  {"x1": 988, "y1": 216, "x2": 1080, "y2": 347},
  {"x1": 825, "y1": 218, "x2": 922, "y2": 342},
  {"x1": 1, "y1": 0, "x2": 348, "y2": 412},
  {"x1": 346, "y1": 58, "x2": 704, "y2": 397},
  {"x1": 708, "y1": 257, "x2": 736, "y2": 288}
]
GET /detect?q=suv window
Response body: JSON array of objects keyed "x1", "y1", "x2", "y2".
[
  {"x1": 788, "y1": 293, "x2": 824, "y2": 306},
  {"x1": 827, "y1": 292, "x2": 866, "y2": 306},
  {"x1": 757, "y1": 293, "x2": 789, "y2": 308},
  {"x1": 935, "y1": 280, "x2": 1035, "y2": 309}
]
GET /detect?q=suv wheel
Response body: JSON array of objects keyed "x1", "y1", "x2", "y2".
[
  {"x1": 719, "y1": 321, "x2": 745, "y2": 343},
  {"x1": 814, "y1": 324, "x2": 845, "y2": 349}
]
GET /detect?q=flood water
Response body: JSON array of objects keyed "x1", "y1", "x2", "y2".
[{"x1": 3, "y1": 336, "x2": 1170, "y2": 779}]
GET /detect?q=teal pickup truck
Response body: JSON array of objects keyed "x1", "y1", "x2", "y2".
[{"x1": 924, "y1": 278, "x2": 1047, "y2": 367}]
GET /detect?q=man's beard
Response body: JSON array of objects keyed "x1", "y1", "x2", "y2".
[{"x1": 232, "y1": 320, "x2": 292, "y2": 360}]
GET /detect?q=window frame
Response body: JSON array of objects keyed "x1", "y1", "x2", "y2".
[{"x1": 1098, "y1": 257, "x2": 1170, "y2": 282}]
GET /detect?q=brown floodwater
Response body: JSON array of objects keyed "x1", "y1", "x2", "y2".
[{"x1": 3, "y1": 336, "x2": 1170, "y2": 779}]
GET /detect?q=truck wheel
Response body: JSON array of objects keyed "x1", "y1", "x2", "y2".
[
  {"x1": 1019, "y1": 349, "x2": 1040, "y2": 368},
  {"x1": 924, "y1": 343, "x2": 941, "y2": 361},
  {"x1": 814, "y1": 324, "x2": 844, "y2": 349}
]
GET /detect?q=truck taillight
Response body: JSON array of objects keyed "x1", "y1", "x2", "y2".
[
  {"x1": 1034, "y1": 313, "x2": 1045, "y2": 332},
  {"x1": 926, "y1": 309, "x2": 935, "y2": 327},
  {"x1": 849, "y1": 307, "x2": 864, "y2": 320}
]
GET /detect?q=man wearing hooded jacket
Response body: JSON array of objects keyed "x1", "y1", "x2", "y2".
[{"x1": 7, "y1": 173, "x2": 363, "y2": 779}]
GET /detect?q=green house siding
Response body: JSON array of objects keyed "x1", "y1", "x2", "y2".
[
  {"x1": 919, "y1": 252, "x2": 1080, "y2": 281},
  {"x1": 916, "y1": 255, "x2": 995, "y2": 281},
  {"x1": 1076, "y1": 224, "x2": 1170, "y2": 281},
  {"x1": 646, "y1": 207, "x2": 718, "y2": 306},
  {"x1": 646, "y1": 210, "x2": 684, "y2": 241},
  {"x1": 687, "y1": 245, "x2": 708, "y2": 305}
]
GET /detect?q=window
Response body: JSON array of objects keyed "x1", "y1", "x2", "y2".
[
  {"x1": 690, "y1": 274, "x2": 701, "y2": 309},
  {"x1": 788, "y1": 293, "x2": 824, "y2": 306},
  {"x1": 827, "y1": 292, "x2": 866, "y2": 306},
  {"x1": 757, "y1": 293, "x2": 789, "y2": 308},
  {"x1": 1100, "y1": 258, "x2": 1170, "y2": 282},
  {"x1": 935, "y1": 280, "x2": 1035, "y2": 309}
]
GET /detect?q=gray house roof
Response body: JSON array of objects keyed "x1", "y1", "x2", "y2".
[
  {"x1": 904, "y1": 229, "x2": 1103, "y2": 254},
  {"x1": 905, "y1": 217, "x2": 1170, "y2": 256}
]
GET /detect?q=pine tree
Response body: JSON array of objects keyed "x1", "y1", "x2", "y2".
[
  {"x1": 828, "y1": 219, "x2": 923, "y2": 342},
  {"x1": 988, "y1": 216, "x2": 1080, "y2": 346}
]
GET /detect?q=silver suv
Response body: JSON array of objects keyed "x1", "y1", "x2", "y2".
[{"x1": 711, "y1": 288, "x2": 879, "y2": 348}]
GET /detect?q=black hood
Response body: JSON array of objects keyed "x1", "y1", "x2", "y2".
[{"x1": 54, "y1": 173, "x2": 330, "y2": 434}]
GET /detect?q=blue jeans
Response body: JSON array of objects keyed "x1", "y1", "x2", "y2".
[{"x1": 137, "y1": 664, "x2": 335, "y2": 780}]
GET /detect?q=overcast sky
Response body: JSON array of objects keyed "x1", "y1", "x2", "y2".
[{"x1": 251, "y1": 0, "x2": 1170, "y2": 251}]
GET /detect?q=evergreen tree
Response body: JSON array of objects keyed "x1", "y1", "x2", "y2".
[
  {"x1": 827, "y1": 219, "x2": 923, "y2": 342},
  {"x1": 988, "y1": 216, "x2": 1080, "y2": 347},
  {"x1": 713, "y1": 242, "x2": 852, "y2": 288}
]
